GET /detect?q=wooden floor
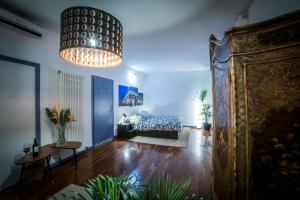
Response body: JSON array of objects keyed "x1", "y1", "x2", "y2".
[{"x1": 0, "y1": 129, "x2": 212, "y2": 199}]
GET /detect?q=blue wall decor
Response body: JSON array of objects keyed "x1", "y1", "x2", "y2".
[
  {"x1": 137, "y1": 93, "x2": 143, "y2": 106},
  {"x1": 119, "y1": 85, "x2": 143, "y2": 106}
]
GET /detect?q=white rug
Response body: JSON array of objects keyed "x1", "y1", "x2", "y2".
[{"x1": 128, "y1": 127, "x2": 191, "y2": 148}]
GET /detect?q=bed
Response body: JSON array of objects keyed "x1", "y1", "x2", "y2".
[{"x1": 130, "y1": 111, "x2": 183, "y2": 139}]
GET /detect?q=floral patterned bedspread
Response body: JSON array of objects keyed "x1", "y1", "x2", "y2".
[{"x1": 134, "y1": 115, "x2": 183, "y2": 132}]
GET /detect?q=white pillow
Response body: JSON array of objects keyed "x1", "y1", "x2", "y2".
[
  {"x1": 139, "y1": 110, "x2": 153, "y2": 118},
  {"x1": 129, "y1": 114, "x2": 141, "y2": 124}
]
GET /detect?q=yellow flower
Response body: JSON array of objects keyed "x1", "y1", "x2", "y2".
[
  {"x1": 67, "y1": 115, "x2": 76, "y2": 122},
  {"x1": 50, "y1": 105, "x2": 57, "y2": 113}
]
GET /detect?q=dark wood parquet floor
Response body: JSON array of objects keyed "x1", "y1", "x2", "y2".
[{"x1": 0, "y1": 129, "x2": 212, "y2": 200}]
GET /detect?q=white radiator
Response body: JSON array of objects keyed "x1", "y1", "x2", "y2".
[{"x1": 58, "y1": 71, "x2": 84, "y2": 155}]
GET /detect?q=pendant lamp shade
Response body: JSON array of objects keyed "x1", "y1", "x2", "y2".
[{"x1": 59, "y1": 6, "x2": 123, "y2": 67}]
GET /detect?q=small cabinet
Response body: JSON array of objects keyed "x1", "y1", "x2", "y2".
[{"x1": 117, "y1": 123, "x2": 135, "y2": 138}]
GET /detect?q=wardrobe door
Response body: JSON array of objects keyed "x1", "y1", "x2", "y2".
[{"x1": 210, "y1": 36, "x2": 235, "y2": 200}]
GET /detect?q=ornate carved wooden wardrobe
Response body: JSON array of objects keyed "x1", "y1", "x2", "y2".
[{"x1": 210, "y1": 11, "x2": 300, "y2": 200}]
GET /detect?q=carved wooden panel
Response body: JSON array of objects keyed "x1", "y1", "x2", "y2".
[
  {"x1": 232, "y1": 49, "x2": 300, "y2": 200},
  {"x1": 212, "y1": 60, "x2": 234, "y2": 200},
  {"x1": 230, "y1": 13, "x2": 300, "y2": 54},
  {"x1": 246, "y1": 58, "x2": 300, "y2": 134},
  {"x1": 245, "y1": 58, "x2": 300, "y2": 199}
]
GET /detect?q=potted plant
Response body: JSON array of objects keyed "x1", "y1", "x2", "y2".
[
  {"x1": 198, "y1": 89, "x2": 212, "y2": 132},
  {"x1": 201, "y1": 104, "x2": 212, "y2": 131},
  {"x1": 46, "y1": 106, "x2": 76, "y2": 146}
]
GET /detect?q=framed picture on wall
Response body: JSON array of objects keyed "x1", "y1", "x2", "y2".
[
  {"x1": 137, "y1": 93, "x2": 143, "y2": 105},
  {"x1": 119, "y1": 85, "x2": 143, "y2": 106}
]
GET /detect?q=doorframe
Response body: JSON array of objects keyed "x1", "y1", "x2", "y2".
[
  {"x1": 91, "y1": 75, "x2": 114, "y2": 147},
  {"x1": 0, "y1": 54, "x2": 41, "y2": 143}
]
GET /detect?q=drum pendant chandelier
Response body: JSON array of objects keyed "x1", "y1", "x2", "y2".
[{"x1": 59, "y1": 6, "x2": 123, "y2": 68}]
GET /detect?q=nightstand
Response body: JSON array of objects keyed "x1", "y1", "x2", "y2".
[{"x1": 117, "y1": 123, "x2": 135, "y2": 138}]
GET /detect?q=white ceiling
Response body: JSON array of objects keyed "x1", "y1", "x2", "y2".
[{"x1": 0, "y1": 0, "x2": 253, "y2": 73}]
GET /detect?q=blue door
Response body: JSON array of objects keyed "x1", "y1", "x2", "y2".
[{"x1": 92, "y1": 75, "x2": 114, "y2": 146}]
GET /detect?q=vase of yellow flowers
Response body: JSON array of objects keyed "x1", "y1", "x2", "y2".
[{"x1": 46, "y1": 106, "x2": 76, "y2": 146}]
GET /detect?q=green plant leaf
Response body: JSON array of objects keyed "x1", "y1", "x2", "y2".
[
  {"x1": 201, "y1": 104, "x2": 212, "y2": 123},
  {"x1": 198, "y1": 89, "x2": 207, "y2": 103},
  {"x1": 63, "y1": 173, "x2": 193, "y2": 200}
]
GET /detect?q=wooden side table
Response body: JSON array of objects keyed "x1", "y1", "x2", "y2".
[
  {"x1": 49, "y1": 141, "x2": 82, "y2": 173},
  {"x1": 15, "y1": 146, "x2": 53, "y2": 189}
]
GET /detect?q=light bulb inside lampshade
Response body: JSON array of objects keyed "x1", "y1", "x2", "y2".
[
  {"x1": 59, "y1": 6, "x2": 123, "y2": 68},
  {"x1": 90, "y1": 38, "x2": 96, "y2": 47}
]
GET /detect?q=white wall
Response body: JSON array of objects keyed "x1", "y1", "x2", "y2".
[
  {"x1": 143, "y1": 70, "x2": 212, "y2": 127},
  {"x1": 0, "y1": 61, "x2": 36, "y2": 190},
  {"x1": 248, "y1": 0, "x2": 300, "y2": 23},
  {"x1": 0, "y1": 23, "x2": 145, "y2": 154}
]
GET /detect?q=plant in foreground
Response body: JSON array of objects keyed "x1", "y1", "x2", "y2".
[{"x1": 51, "y1": 174, "x2": 208, "y2": 200}]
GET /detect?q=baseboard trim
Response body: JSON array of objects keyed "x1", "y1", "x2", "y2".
[
  {"x1": 183, "y1": 125, "x2": 198, "y2": 129},
  {"x1": 50, "y1": 137, "x2": 114, "y2": 168},
  {"x1": 94, "y1": 138, "x2": 113, "y2": 147},
  {"x1": 50, "y1": 146, "x2": 93, "y2": 168},
  {"x1": 50, "y1": 138, "x2": 116, "y2": 168}
]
